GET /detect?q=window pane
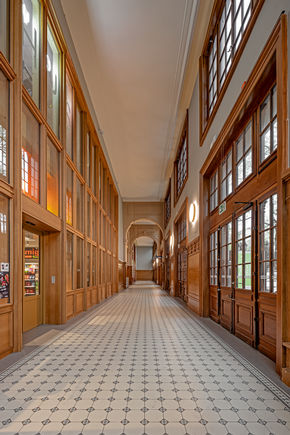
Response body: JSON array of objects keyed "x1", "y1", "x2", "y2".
[
  {"x1": 47, "y1": 25, "x2": 60, "y2": 137},
  {"x1": 76, "y1": 237, "x2": 83, "y2": 289},
  {"x1": 75, "y1": 104, "x2": 83, "y2": 174},
  {"x1": 87, "y1": 242, "x2": 90, "y2": 287},
  {"x1": 22, "y1": 105, "x2": 40, "y2": 202},
  {"x1": 24, "y1": 231, "x2": 39, "y2": 296},
  {"x1": 0, "y1": 0, "x2": 9, "y2": 59},
  {"x1": 86, "y1": 132, "x2": 90, "y2": 185},
  {"x1": 87, "y1": 194, "x2": 90, "y2": 238},
  {"x1": 260, "y1": 127, "x2": 271, "y2": 161},
  {"x1": 47, "y1": 138, "x2": 59, "y2": 216},
  {"x1": 66, "y1": 231, "x2": 73, "y2": 291},
  {"x1": 0, "y1": 71, "x2": 9, "y2": 182},
  {"x1": 0, "y1": 194, "x2": 9, "y2": 302},
  {"x1": 92, "y1": 246, "x2": 96, "y2": 286},
  {"x1": 245, "y1": 150, "x2": 252, "y2": 178},
  {"x1": 92, "y1": 145, "x2": 96, "y2": 195},
  {"x1": 272, "y1": 85, "x2": 277, "y2": 117},
  {"x1": 22, "y1": 0, "x2": 40, "y2": 106},
  {"x1": 66, "y1": 77, "x2": 73, "y2": 159},
  {"x1": 76, "y1": 177, "x2": 83, "y2": 232},
  {"x1": 260, "y1": 94, "x2": 270, "y2": 132},
  {"x1": 66, "y1": 165, "x2": 73, "y2": 225}
]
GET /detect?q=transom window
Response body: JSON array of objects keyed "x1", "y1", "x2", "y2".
[
  {"x1": 174, "y1": 114, "x2": 188, "y2": 203},
  {"x1": 221, "y1": 150, "x2": 232, "y2": 200},
  {"x1": 220, "y1": 222, "x2": 232, "y2": 287},
  {"x1": 235, "y1": 209, "x2": 252, "y2": 290},
  {"x1": 210, "y1": 170, "x2": 218, "y2": 212},
  {"x1": 200, "y1": 0, "x2": 263, "y2": 137},
  {"x1": 259, "y1": 194, "x2": 277, "y2": 293},
  {"x1": 259, "y1": 84, "x2": 277, "y2": 163},
  {"x1": 165, "y1": 181, "x2": 171, "y2": 226},
  {"x1": 236, "y1": 120, "x2": 252, "y2": 186},
  {"x1": 209, "y1": 230, "x2": 218, "y2": 286}
]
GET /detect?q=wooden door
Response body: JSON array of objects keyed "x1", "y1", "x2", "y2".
[
  {"x1": 220, "y1": 221, "x2": 233, "y2": 331},
  {"x1": 234, "y1": 208, "x2": 255, "y2": 345},
  {"x1": 23, "y1": 229, "x2": 42, "y2": 332},
  {"x1": 257, "y1": 193, "x2": 277, "y2": 360}
]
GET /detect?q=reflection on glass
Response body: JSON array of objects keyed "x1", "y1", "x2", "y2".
[
  {"x1": 0, "y1": 194, "x2": 9, "y2": 303},
  {"x1": 22, "y1": 105, "x2": 40, "y2": 202},
  {"x1": 24, "y1": 230, "x2": 39, "y2": 296},
  {"x1": 66, "y1": 231, "x2": 73, "y2": 291},
  {"x1": 66, "y1": 165, "x2": 73, "y2": 225},
  {"x1": 87, "y1": 242, "x2": 90, "y2": 287},
  {"x1": 75, "y1": 104, "x2": 82, "y2": 174},
  {"x1": 47, "y1": 24, "x2": 60, "y2": 137},
  {"x1": 66, "y1": 77, "x2": 73, "y2": 159},
  {"x1": 47, "y1": 138, "x2": 59, "y2": 216},
  {"x1": 22, "y1": 0, "x2": 40, "y2": 106},
  {"x1": 0, "y1": 71, "x2": 9, "y2": 182},
  {"x1": 260, "y1": 85, "x2": 277, "y2": 163},
  {"x1": 76, "y1": 237, "x2": 83, "y2": 288},
  {"x1": 0, "y1": 0, "x2": 9, "y2": 59},
  {"x1": 76, "y1": 178, "x2": 83, "y2": 232}
]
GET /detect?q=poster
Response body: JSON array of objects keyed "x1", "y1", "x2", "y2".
[{"x1": 0, "y1": 271, "x2": 9, "y2": 299}]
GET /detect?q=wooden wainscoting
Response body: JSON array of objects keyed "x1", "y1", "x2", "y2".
[
  {"x1": 66, "y1": 289, "x2": 85, "y2": 320},
  {"x1": 0, "y1": 306, "x2": 13, "y2": 359},
  {"x1": 136, "y1": 270, "x2": 153, "y2": 281},
  {"x1": 187, "y1": 237, "x2": 200, "y2": 314}
]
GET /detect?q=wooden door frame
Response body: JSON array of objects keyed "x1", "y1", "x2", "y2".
[{"x1": 22, "y1": 225, "x2": 44, "y2": 332}]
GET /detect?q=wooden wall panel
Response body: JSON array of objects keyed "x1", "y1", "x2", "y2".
[
  {"x1": 66, "y1": 294, "x2": 74, "y2": 320},
  {"x1": 136, "y1": 270, "x2": 153, "y2": 281},
  {"x1": 0, "y1": 309, "x2": 13, "y2": 358},
  {"x1": 187, "y1": 237, "x2": 200, "y2": 314},
  {"x1": 118, "y1": 261, "x2": 126, "y2": 291},
  {"x1": 75, "y1": 292, "x2": 84, "y2": 315}
]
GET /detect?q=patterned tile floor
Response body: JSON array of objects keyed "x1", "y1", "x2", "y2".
[{"x1": 1, "y1": 284, "x2": 290, "y2": 434}]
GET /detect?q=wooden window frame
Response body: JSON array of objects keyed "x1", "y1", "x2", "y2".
[
  {"x1": 209, "y1": 229, "x2": 219, "y2": 287},
  {"x1": 174, "y1": 112, "x2": 188, "y2": 205},
  {"x1": 258, "y1": 83, "x2": 278, "y2": 170},
  {"x1": 235, "y1": 207, "x2": 253, "y2": 291},
  {"x1": 220, "y1": 149, "x2": 233, "y2": 202},
  {"x1": 209, "y1": 169, "x2": 219, "y2": 213},
  {"x1": 199, "y1": 0, "x2": 265, "y2": 146},
  {"x1": 220, "y1": 220, "x2": 232, "y2": 288}
]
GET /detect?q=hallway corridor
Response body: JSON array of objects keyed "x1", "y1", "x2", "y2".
[{"x1": 0, "y1": 284, "x2": 290, "y2": 435}]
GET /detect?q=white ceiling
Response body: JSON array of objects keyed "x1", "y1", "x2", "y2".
[
  {"x1": 135, "y1": 237, "x2": 154, "y2": 247},
  {"x1": 61, "y1": 0, "x2": 197, "y2": 201}
]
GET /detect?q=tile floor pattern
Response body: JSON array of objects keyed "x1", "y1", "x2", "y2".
[{"x1": 1, "y1": 285, "x2": 290, "y2": 434}]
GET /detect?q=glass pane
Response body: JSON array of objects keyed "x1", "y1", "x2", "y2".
[
  {"x1": 22, "y1": 105, "x2": 40, "y2": 203},
  {"x1": 236, "y1": 161, "x2": 243, "y2": 186},
  {"x1": 272, "y1": 85, "x2": 277, "y2": 117},
  {"x1": 237, "y1": 264, "x2": 243, "y2": 288},
  {"x1": 265, "y1": 261, "x2": 271, "y2": 292},
  {"x1": 22, "y1": 0, "x2": 40, "y2": 106},
  {"x1": 92, "y1": 145, "x2": 96, "y2": 195},
  {"x1": 76, "y1": 104, "x2": 83, "y2": 174},
  {"x1": 272, "y1": 118, "x2": 277, "y2": 151},
  {"x1": 227, "y1": 265, "x2": 232, "y2": 287},
  {"x1": 24, "y1": 230, "x2": 40, "y2": 296},
  {"x1": 236, "y1": 135, "x2": 243, "y2": 162},
  {"x1": 87, "y1": 242, "x2": 90, "y2": 287},
  {"x1": 0, "y1": 0, "x2": 9, "y2": 58},
  {"x1": 244, "y1": 121, "x2": 252, "y2": 151},
  {"x1": 260, "y1": 94, "x2": 270, "y2": 132},
  {"x1": 227, "y1": 173, "x2": 232, "y2": 196},
  {"x1": 76, "y1": 178, "x2": 83, "y2": 232},
  {"x1": 221, "y1": 226, "x2": 226, "y2": 246},
  {"x1": 272, "y1": 194, "x2": 277, "y2": 226},
  {"x1": 0, "y1": 194, "x2": 9, "y2": 302},
  {"x1": 47, "y1": 138, "x2": 59, "y2": 216},
  {"x1": 245, "y1": 149, "x2": 252, "y2": 178},
  {"x1": 87, "y1": 194, "x2": 90, "y2": 238},
  {"x1": 47, "y1": 24, "x2": 60, "y2": 137},
  {"x1": 76, "y1": 237, "x2": 83, "y2": 289},
  {"x1": 260, "y1": 262, "x2": 265, "y2": 292},
  {"x1": 66, "y1": 231, "x2": 73, "y2": 291},
  {"x1": 66, "y1": 77, "x2": 73, "y2": 159},
  {"x1": 92, "y1": 200, "x2": 96, "y2": 241},
  {"x1": 0, "y1": 71, "x2": 9, "y2": 182},
  {"x1": 260, "y1": 197, "x2": 270, "y2": 230},
  {"x1": 221, "y1": 179, "x2": 226, "y2": 201},
  {"x1": 236, "y1": 240, "x2": 243, "y2": 265},
  {"x1": 92, "y1": 246, "x2": 96, "y2": 286},
  {"x1": 272, "y1": 227, "x2": 277, "y2": 260},
  {"x1": 272, "y1": 260, "x2": 277, "y2": 293},
  {"x1": 86, "y1": 132, "x2": 90, "y2": 185},
  {"x1": 244, "y1": 263, "x2": 251, "y2": 290},
  {"x1": 260, "y1": 127, "x2": 271, "y2": 162},
  {"x1": 236, "y1": 216, "x2": 243, "y2": 240},
  {"x1": 245, "y1": 210, "x2": 252, "y2": 237},
  {"x1": 261, "y1": 230, "x2": 270, "y2": 261},
  {"x1": 66, "y1": 165, "x2": 73, "y2": 225}
]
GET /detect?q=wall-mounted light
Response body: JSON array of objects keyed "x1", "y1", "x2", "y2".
[
  {"x1": 169, "y1": 234, "x2": 174, "y2": 254},
  {"x1": 189, "y1": 201, "x2": 198, "y2": 224}
]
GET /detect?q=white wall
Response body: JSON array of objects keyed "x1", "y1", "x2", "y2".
[
  {"x1": 136, "y1": 246, "x2": 153, "y2": 270},
  {"x1": 166, "y1": 0, "x2": 290, "y2": 241}
]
